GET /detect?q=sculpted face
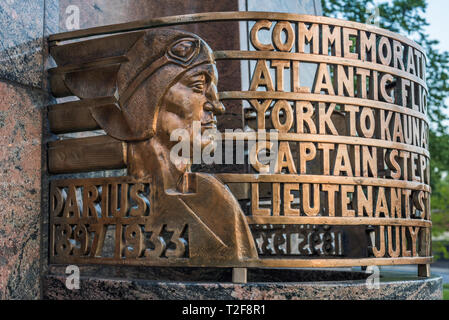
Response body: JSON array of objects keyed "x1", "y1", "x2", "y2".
[{"x1": 157, "y1": 63, "x2": 225, "y2": 152}]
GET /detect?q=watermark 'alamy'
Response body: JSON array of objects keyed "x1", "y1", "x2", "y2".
[
  {"x1": 365, "y1": 265, "x2": 380, "y2": 289},
  {"x1": 65, "y1": 5, "x2": 80, "y2": 31},
  {"x1": 170, "y1": 121, "x2": 279, "y2": 172},
  {"x1": 366, "y1": 6, "x2": 380, "y2": 27},
  {"x1": 65, "y1": 265, "x2": 80, "y2": 290}
]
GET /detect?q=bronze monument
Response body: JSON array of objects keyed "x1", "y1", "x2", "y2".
[{"x1": 47, "y1": 12, "x2": 433, "y2": 280}]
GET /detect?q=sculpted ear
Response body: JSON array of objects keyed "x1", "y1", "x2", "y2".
[{"x1": 89, "y1": 103, "x2": 138, "y2": 141}]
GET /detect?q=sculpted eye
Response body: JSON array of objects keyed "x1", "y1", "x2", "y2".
[{"x1": 190, "y1": 80, "x2": 205, "y2": 92}]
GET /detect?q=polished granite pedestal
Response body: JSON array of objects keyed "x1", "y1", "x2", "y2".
[{"x1": 43, "y1": 266, "x2": 443, "y2": 300}]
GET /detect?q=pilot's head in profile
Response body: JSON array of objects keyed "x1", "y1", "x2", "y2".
[{"x1": 90, "y1": 29, "x2": 225, "y2": 180}]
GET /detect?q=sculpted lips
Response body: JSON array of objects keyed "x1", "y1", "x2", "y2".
[{"x1": 201, "y1": 119, "x2": 217, "y2": 130}]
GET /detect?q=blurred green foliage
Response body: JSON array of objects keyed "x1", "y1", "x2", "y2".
[
  {"x1": 431, "y1": 178, "x2": 449, "y2": 235},
  {"x1": 432, "y1": 240, "x2": 449, "y2": 260},
  {"x1": 321, "y1": 0, "x2": 449, "y2": 237}
]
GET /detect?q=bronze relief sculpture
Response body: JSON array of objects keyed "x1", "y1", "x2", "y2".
[
  {"x1": 85, "y1": 30, "x2": 258, "y2": 263},
  {"x1": 48, "y1": 12, "x2": 432, "y2": 277}
]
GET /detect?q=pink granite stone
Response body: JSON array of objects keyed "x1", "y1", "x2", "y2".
[
  {"x1": 0, "y1": 0, "x2": 47, "y2": 88},
  {"x1": 0, "y1": 81, "x2": 48, "y2": 299},
  {"x1": 42, "y1": 268, "x2": 443, "y2": 300}
]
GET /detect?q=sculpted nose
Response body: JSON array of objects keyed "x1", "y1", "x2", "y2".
[
  {"x1": 205, "y1": 84, "x2": 226, "y2": 115},
  {"x1": 212, "y1": 101, "x2": 226, "y2": 115},
  {"x1": 203, "y1": 101, "x2": 225, "y2": 115}
]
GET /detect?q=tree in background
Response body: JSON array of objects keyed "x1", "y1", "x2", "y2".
[{"x1": 321, "y1": 0, "x2": 449, "y2": 236}]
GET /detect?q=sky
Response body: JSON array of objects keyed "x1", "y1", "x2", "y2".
[
  {"x1": 424, "y1": 0, "x2": 449, "y2": 54},
  {"x1": 374, "y1": 0, "x2": 448, "y2": 52},
  {"x1": 424, "y1": 0, "x2": 449, "y2": 117}
]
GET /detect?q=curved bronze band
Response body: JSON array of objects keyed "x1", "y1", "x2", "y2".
[
  {"x1": 217, "y1": 174, "x2": 431, "y2": 192},
  {"x1": 50, "y1": 215, "x2": 431, "y2": 228},
  {"x1": 49, "y1": 255, "x2": 433, "y2": 268},
  {"x1": 246, "y1": 216, "x2": 431, "y2": 227},
  {"x1": 49, "y1": 11, "x2": 426, "y2": 57},
  {"x1": 48, "y1": 56, "x2": 129, "y2": 75},
  {"x1": 220, "y1": 91, "x2": 429, "y2": 124},
  {"x1": 246, "y1": 257, "x2": 433, "y2": 268},
  {"x1": 223, "y1": 132, "x2": 430, "y2": 158},
  {"x1": 215, "y1": 50, "x2": 428, "y2": 93}
]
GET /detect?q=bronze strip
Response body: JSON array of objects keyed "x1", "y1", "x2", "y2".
[
  {"x1": 216, "y1": 173, "x2": 431, "y2": 192},
  {"x1": 219, "y1": 91, "x2": 429, "y2": 124},
  {"x1": 49, "y1": 255, "x2": 433, "y2": 268},
  {"x1": 48, "y1": 135, "x2": 126, "y2": 174},
  {"x1": 48, "y1": 12, "x2": 426, "y2": 56},
  {"x1": 224, "y1": 132, "x2": 430, "y2": 158},
  {"x1": 49, "y1": 56, "x2": 129, "y2": 75},
  {"x1": 245, "y1": 216, "x2": 431, "y2": 227},
  {"x1": 215, "y1": 50, "x2": 428, "y2": 92}
]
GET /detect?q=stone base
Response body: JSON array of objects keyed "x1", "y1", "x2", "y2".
[{"x1": 42, "y1": 266, "x2": 442, "y2": 300}]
